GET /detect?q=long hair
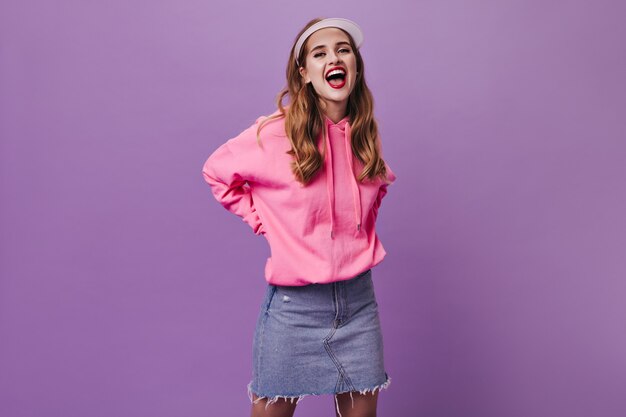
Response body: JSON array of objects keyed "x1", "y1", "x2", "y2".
[{"x1": 257, "y1": 17, "x2": 390, "y2": 185}]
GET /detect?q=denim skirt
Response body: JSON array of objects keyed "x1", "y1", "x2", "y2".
[{"x1": 247, "y1": 268, "x2": 390, "y2": 408}]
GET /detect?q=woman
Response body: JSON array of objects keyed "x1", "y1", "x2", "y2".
[{"x1": 202, "y1": 17, "x2": 397, "y2": 417}]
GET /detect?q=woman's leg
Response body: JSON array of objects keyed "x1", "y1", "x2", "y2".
[
  {"x1": 250, "y1": 393, "x2": 298, "y2": 417},
  {"x1": 334, "y1": 391, "x2": 379, "y2": 417}
]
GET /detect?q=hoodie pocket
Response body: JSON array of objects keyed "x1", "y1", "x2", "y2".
[{"x1": 261, "y1": 285, "x2": 277, "y2": 315}]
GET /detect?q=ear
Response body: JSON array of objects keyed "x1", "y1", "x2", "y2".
[{"x1": 299, "y1": 66, "x2": 311, "y2": 84}]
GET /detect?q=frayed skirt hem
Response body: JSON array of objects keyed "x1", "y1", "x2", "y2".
[{"x1": 247, "y1": 376, "x2": 391, "y2": 414}]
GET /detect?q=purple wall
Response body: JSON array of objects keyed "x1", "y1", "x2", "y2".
[{"x1": 1, "y1": 0, "x2": 625, "y2": 416}]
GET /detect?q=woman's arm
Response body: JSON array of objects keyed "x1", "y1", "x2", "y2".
[
  {"x1": 202, "y1": 141, "x2": 264, "y2": 235},
  {"x1": 372, "y1": 162, "x2": 397, "y2": 221}
]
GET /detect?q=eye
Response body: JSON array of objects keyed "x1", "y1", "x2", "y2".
[
  {"x1": 339, "y1": 48, "x2": 351, "y2": 53},
  {"x1": 313, "y1": 52, "x2": 325, "y2": 58}
]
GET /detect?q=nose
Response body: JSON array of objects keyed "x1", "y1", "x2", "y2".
[{"x1": 327, "y1": 50, "x2": 342, "y2": 65}]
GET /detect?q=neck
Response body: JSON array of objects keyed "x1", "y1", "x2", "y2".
[{"x1": 320, "y1": 100, "x2": 348, "y2": 124}]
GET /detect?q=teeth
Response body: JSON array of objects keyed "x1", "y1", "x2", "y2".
[{"x1": 326, "y1": 69, "x2": 346, "y2": 78}]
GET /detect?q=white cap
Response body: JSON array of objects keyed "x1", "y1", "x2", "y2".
[{"x1": 294, "y1": 18, "x2": 364, "y2": 66}]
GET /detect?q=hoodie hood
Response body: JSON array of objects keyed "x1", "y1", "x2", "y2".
[{"x1": 322, "y1": 115, "x2": 362, "y2": 239}]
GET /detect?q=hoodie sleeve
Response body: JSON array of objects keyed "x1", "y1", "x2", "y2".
[
  {"x1": 202, "y1": 139, "x2": 265, "y2": 236},
  {"x1": 372, "y1": 162, "x2": 397, "y2": 221}
]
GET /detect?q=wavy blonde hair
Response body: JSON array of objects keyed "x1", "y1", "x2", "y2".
[{"x1": 257, "y1": 17, "x2": 390, "y2": 185}]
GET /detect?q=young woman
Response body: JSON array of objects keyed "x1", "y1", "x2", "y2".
[{"x1": 202, "y1": 17, "x2": 397, "y2": 417}]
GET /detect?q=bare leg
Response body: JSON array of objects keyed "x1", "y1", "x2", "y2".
[
  {"x1": 334, "y1": 391, "x2": 379, "y2": 417},
  {"x1": 250, "y1": 393, "x2": 298, "y2": 417}
]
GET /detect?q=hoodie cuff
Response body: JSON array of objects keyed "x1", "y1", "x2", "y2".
[{"x1": 243, "y1": 208, "x2": 265, "y2": 235}]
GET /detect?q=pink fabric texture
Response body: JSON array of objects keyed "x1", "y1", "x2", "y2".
[{"x1": 202, "y1": 111, "x2": 396, "y2": 286}]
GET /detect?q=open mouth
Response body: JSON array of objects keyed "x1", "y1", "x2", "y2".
[{"x1": 325, "y1": 67, "x2": 346, "y2": 89}]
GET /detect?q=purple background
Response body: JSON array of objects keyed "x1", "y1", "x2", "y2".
[{"x1": 1, "y1": 0, "x2": 625, "y2": 416}]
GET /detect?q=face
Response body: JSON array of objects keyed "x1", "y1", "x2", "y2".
[{"x1": 298, "y1": 27, "x2": 358, "y2": 114}]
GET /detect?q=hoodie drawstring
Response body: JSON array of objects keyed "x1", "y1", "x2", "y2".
[
  {"x1": 323, "y1": 118, "x2": 362, "y2": 239},
  {"x1": 323, "y1": 121, "x2": 336, "y2": 239},
  {"x1": 344, "y1": 122, "x2": 362, "y2": 234}
]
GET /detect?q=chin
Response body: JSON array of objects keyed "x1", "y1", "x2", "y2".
[
  {"x1": 327, "y1": 92, "x2": 349, "y2": 100},
  {"x1": 323, "y1": 88, "x2": 352, "y2": 101}
]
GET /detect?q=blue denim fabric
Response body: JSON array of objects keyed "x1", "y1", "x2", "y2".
[{"x1": 248, "y1": 269, "x2": 390, "y2": 405}]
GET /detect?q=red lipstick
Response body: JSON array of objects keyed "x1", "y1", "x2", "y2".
[{"x1": 325, "y1": 66, "x2": 347, "y2": 89}]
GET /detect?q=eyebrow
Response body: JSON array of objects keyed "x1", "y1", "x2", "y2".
[{"x1": 310, "y1": 41, "x2": 351, "y2": 53}]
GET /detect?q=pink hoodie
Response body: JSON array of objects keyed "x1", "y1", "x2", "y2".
[{"x1": 202, "y1": 111, "x2": 396, "y2": 286}]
